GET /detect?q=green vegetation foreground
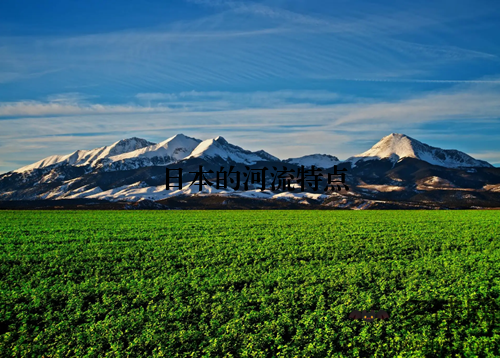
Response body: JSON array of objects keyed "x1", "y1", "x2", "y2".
[{"x1": 1, "y1": 210, "x2": 499, "y2": 357}]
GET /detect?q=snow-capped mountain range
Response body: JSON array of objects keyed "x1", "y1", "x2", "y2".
[
  {"x1": 97, "y1": 134, "x2": 202, "y2": 172},
  {"x1": 14, "y1": 137, "x2": 155, "y2": 173},
  {"x1": 1, "y1": 133, "x2": 498, "y2": 208},
  {"x1": 11, "y1": 132, "x2": 492, "y2": 175}
]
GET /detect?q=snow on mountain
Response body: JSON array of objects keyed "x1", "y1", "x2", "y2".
[
  {"x1": 59, "y1": 181, "x2": 232, "y2": 202},
  {"x1": 5, "y1": 132, "x2": 498, "y2": 206},
  {"x1": 347, "y1": 133, "x2": 493, "y2": 168},
  {"x1": 284, "y1": 154, "x2": 339, "y2": 169},
  {"x1": 108, "y1": 134, "x2": 201, "y2": 162},
  {"x1": 58, "y1": 180, "x2": 327, "y2": 203},
  {"x1": 14, "y1": 137, "x2": 155, "y2": 173},
  {"x1": 99, "y1": 134, "x2": 202, "y2": 171},
  {"x1": 253, "y1": 150, "x2": 281, "y2": 162},
  {"x1": 185, "y1": 136, "x2": 280, "y2": 165},
  {"x1": 62, "y1": 185, "x2": 103, "y2": 199}
]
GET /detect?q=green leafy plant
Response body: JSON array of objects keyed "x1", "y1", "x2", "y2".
[{"x1": 0, "y1": 210, "x2": 499, "y2": 357}]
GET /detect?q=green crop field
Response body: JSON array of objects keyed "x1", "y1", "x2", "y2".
[{"x1": 1, "y1": 210, "x2": 499, "y2": 357}]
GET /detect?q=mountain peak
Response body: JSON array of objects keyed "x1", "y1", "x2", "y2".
[
  {"x1": 13, "y1": 137, "x2": 155, "y2": 173},
  {"x1": 285, "y1": 154, "x2": 339, "y2": 168},
  {"x1": 107, "y1": 137, "x2": 155, "y2": 157},
  {"x1": 104, "y1": 134, "x2": 202, "y2": 167},
  {"x1": 116, "y1": 136, "x2": 146, "y2": 143},
  {"x1": 214, "y1": 136, "x2": 228, "y2": 145},
  {"x1": 169, "y1": 133, "x2": 189, "y2": 140},
  {"x1": 348, "y1": 133, "x2": 492, "y2": 168},
  {"x1": 382, "y1": 133, "x2": 413, "y2": 142},
  {"x1": 361, "y1": 133, "x2": 417, "y2": 159},
  {"x1": 187, "y1": 136, "x2": 278, "y2": 164},
  {"x1": 111, "y1": 137, "x2": 154, "y2": 148},
  {"x1": 388, "y1": 132, "x2": 406, "y2": 138},
  {"x1": 380, "y1": 132, "x2": 410, "y2": 140},
  {"x1": 162, "y1": 133, "x2": 201, "y2": 145}
]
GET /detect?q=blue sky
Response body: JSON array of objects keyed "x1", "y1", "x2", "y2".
[{"x1": 1, "y1": 0, "x2": 500, "y2": 172}]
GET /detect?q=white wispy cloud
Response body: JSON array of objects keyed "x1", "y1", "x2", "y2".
[
  {"x1": 187, "y1": 0, "x2": 333, "y2": 27},
  {"x1": 0, "y1": 0, "x2": 496, "y2": 91},
  {"x1": 332, "y1": 82, "x2": 500, "y2": 126},
  {"x1": 135, "y1": 90, "x2": 341, "y2": 105},
  {"x1": 0, "y1": 101, "x2": 172, "y2": 117},
  {"x1": 2, "y1": 82, "x2": 500, "y2": 123},
  {"x1": 467, "y1": 150, "x2": 500, "y2": 163},
  {"x1": 0, "y1": 90, "x2": 342, "y2": 117},
  {"x1": 0, "y1": 68, "x2": 66, "y2": 84},
  {"x1": 1, "y1": 81, "x2": 499, "y2": 173}
]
